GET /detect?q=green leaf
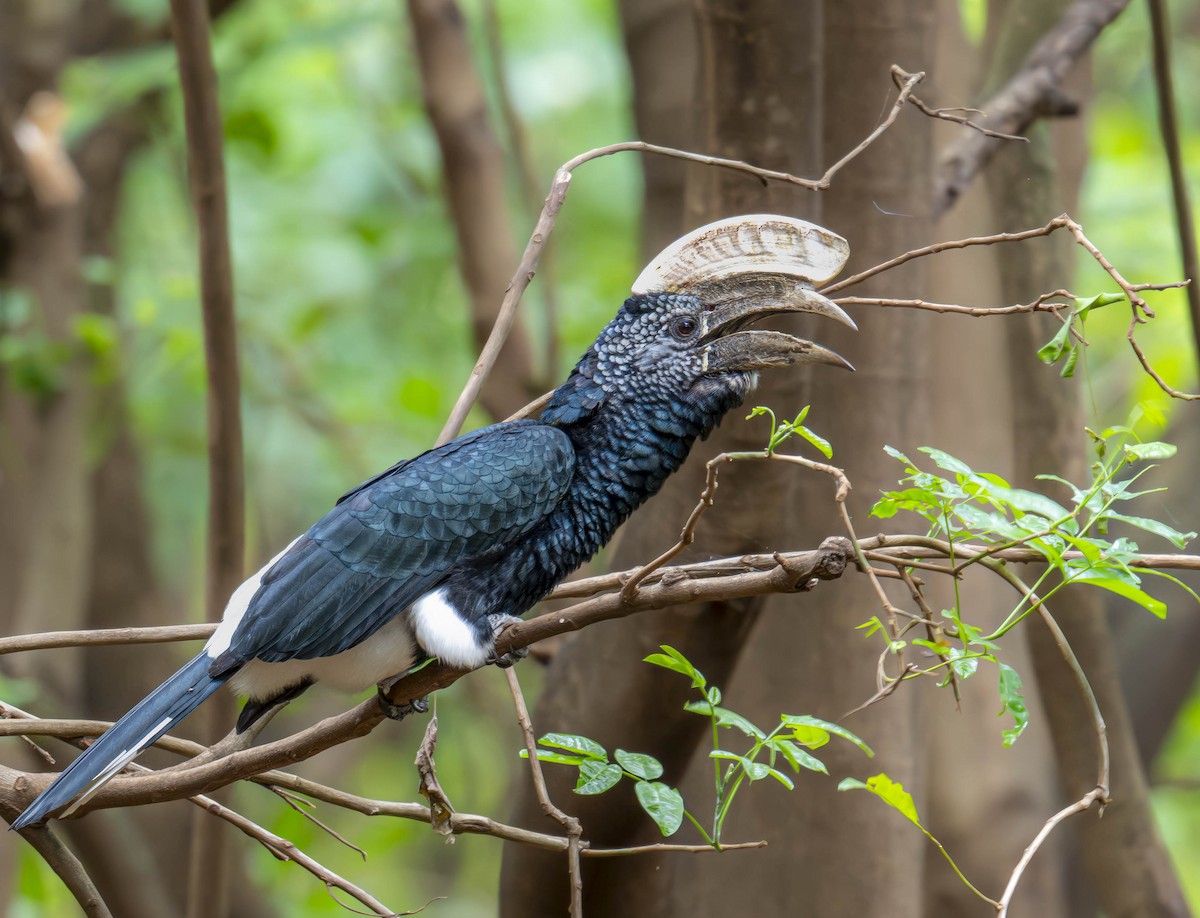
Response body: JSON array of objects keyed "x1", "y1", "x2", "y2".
[
  {"x1": 789, "y1": 724, "x2": 830, "y2": 749},
  {"x1": 919, "y1": 447, "x2": 973, "y2": 476},
  {"x1": 838, "y1": 773, "x2": 919, "y2": 826},
  {"x1": 520, "y1": 749, "x2": 585, "y2": 766},
  {"x1": 1136, "y1": 567, "x2": 1200, "y2": 605},
  {"x1": 683, "y1": 702, "x2": 765, "y2": 739},
  {"x1": 1102, "y1": 512, "x2": 1195, "y2": 549},
  {"x1": 634, "y1": 782, "x2": 685, "y2": 837},
  {"x1": 948, "y1": 647, "x2": 978, "y2": 680},
  {"x1": 997, "y1": 663, "x2": 1028, "y2": 747},
  {"x1": 797, "y1": 425, "x2": 833, "y2": 459},
  {"x1": 771, "y1": 738, "x2": 828, "y2": 775},
  {"x1": 1059, "y1": 345, "x2": 1080, "y2": 378},
  {"x1": 643, "y1": 645, "x2": 706, "y2": 689},
  {"x1": 1036, "y1": 321, "x2": 1073, "y2": 365},
  {"x1": 781, "y1": 715, "x2": 874, "y2": 757},
  {"x1": 882, "y1": 445, "x2": 917, "y2": 469},
  {"x1": 615, "y1": 749, "x2": 664, "y2": 781},
  {"x1": 763, "y1": 766, "x2": 795, "y2": 790},
  {"x1": 1124, "y1": 441, "x2": 1177, "y2": 461},
  {"x1": 575, "y1": 760, "x2": 623, "y2": 795},
  {"x1": 1070, "y1": 573, "x2": 1167, "y2": 618},
  {"x1": 1074, "y1": 291, "x2": 1126, "y2": 315},
  {"x1": 538, "y1": 733, "x2": 608, "y2": 760}
]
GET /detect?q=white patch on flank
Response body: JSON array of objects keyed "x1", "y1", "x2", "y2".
[
  {"x1": 207, "y1": 537, "x2": 301, "y2": 657},
  {"x1": 230, "y1": 612, "x2": 423, "y2": 699},
  {"x1": 410, "y1": 588, "x2": 490, "y2": 669}
]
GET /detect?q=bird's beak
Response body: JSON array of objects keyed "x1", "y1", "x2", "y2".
[
  {"x1": 687, "y1": 274, "x2": 858, "y2": 340},
  {"x1": 687, "y1": 274, "x2": 856, "y2": 374},
  {"x1": 703, "y1": 329, "x2": 854, "y2": 373}
]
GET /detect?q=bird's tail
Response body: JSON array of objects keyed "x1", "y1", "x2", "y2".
[{"x1": 11, "y1": 653, "x2": 227, "y2": 830}]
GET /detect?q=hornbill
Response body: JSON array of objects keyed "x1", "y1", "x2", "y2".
[{"x1": 12, "y1": 214, "x2": 854, "y2": 829}]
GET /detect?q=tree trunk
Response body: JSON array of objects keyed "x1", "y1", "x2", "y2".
[
  {"x1": 984, "y1": 2, "x2": 1190, "y2": 914},
  {"x1": 501, "y1": 2, "x2": 936, "y2": 914}
]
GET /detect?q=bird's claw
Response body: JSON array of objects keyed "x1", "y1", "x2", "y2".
[
  {"x1": 376, "y1": 688, "x2": 429, "y2": 721},
  {"x1": 486, "y1": 614, "x2": 528, "y2": 668}
]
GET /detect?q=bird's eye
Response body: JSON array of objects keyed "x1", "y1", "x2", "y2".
[{"x1": 671, "y1": 316, "x2": 699, "y2": 339}]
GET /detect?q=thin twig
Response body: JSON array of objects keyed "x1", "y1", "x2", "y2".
[
  {"x1": 824, "y1": 214, "x2": 1196, "y2": 399},
  {"x1": 621, "y1": 451, "x2": 760, "y2": 598},
  {"x1": 996, "y1": 788, "x2": 1107, "y2": 917},
  {"x1": 188, "y1": 791, "x2": 398, "y2": 917},
  {"x1": 505, "y1": 667, "x2": 583, "y2": 917}
]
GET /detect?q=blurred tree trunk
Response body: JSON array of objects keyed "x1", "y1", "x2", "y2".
[
  {"x1": 0, "y1": 6, "x2": 275, "y2": 915},
  {"x1": 918, "y1": 3, "x2": 1070, "y2": 914},
  {"x1": 501, "y1": 2, "x2": 934, "y2": 914},
  {"x1": 984, "y1": 1, "x2": 1190, "y2": 915}
]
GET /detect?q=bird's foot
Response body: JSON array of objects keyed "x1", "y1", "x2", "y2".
[
  {"x1": 485, "y1": 614, "x2": 528, "y2": 669},
  {"x1": 376, "y1": 687, "x2": 429, "y2": 721}
]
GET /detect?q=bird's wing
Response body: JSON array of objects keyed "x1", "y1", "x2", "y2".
[{"x1": 212, "y1": 421, "x2": 574, "y2": 668}]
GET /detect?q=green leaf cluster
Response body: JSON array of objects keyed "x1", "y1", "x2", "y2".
[{"x1": 523, "y1": 646, "x2": 872, "y2": 847}]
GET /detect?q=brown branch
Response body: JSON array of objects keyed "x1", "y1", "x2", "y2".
[
  {"x1": 0, "y1": 624, "x2": 214, "y2": 656},
  {"x1": 1147, "y1": 0, "x2": 1200, "y2": 365},
  {"x1": 505, "y1": 667, "x2": 583, "y2": 917},
  {"x1": 10, "y1": 820, "x2": 113, "y2": 917},
  {"x1": 903, "y1": 92, "x2": 1029, "y2": 142},
  {"x1": 187, "y1": 791, "x2": 398, "y2": 917},
  {"x1": 933, "y1": 0, "x2": 1133, "y2": 217},
  {"x1": 169, "y1": 0, "x2": 243, "y2": 912},
  {"x1": 996, "y1": 787, "x2": 1107, "y2": 917},
  {"x1": 621, "y1": 451, "x2": 756, "y2": 598},
  {"x1": 824, "y1": 214, "x2": 1197, "y2": 399},
  {"x1": 833, "y1": 288, "x2": 1078, "y2": 318},
  {"x1": 0, "y1": 540, "x2": 848, "y2": 814}
]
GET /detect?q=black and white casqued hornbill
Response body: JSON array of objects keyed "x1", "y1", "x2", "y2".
[{"x1": 12, "y1": 214, "x2": 854, "y2": 830}]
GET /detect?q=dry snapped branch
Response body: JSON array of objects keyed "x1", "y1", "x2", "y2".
[{"x1": 5, "y1": 61, "x2": 1196, "y2": 918}]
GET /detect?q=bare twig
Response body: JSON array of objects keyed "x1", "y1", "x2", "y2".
[
  {"x1": 0, "y1": 624, "x2": 214, "y2": 656},
  {"x1": 824, "y1": 214, "x2": 1196, "y2": 399},
  {"x1": 996, "y1": 788, "x2": 1107, "y2": 917},
  {"x1": 621, "y1": 450, "x2": 759, "y2": 598},
  {"x1": 903, "y1": 92, "x2": 1028, "y2": 142},
  {"x1": 188, "y1": 791, "x2": 398, "y2": 917},
  {"x1": 505, "y1": 667, "x2": 583, "y2": 917},
  {"x1": 934, "y1": 0, "x2": 1133, "y2": 216}
]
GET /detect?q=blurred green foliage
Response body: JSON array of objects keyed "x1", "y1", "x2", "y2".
[{"x1": 10, "y1": 0, "x2": 1200, "y2": 911}]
